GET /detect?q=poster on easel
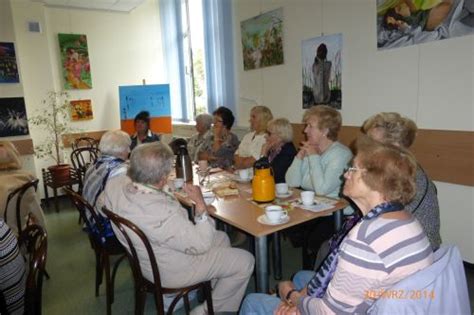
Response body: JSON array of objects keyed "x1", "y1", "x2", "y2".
[{"x1": 119, "y1": 84, "x2": 172, "y2": 135}]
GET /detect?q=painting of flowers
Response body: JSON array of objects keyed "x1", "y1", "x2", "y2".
[
  {"x1": 241, "y1": 8, "x2": 284, "y2": 71},
  {"x1": 302, "y1": 33, "x2": 342, "y2": 109},
  {"x1": 0, "y1": 42, "x2": 20, "y2": 83},
  {"x1": 70, "y1": 99, "x2": 93, "y2": 121},
  {"x1": 58, "y1": 33, "x2": 92, "y2": 89},
  {"x1": 0, "y1": 97, "x2": 29, "y2": 137}
]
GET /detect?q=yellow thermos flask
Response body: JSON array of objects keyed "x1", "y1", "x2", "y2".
[{"x1": 252, "y1": 157, "x2": 275, "y2": 203}]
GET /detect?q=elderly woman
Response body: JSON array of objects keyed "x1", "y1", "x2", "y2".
[
  {"x1": 187, "y1": 113, "x2": 213, "y2": 161},
  {"x1": 240, "y1": 138, "x2": 434, "y2": 314},
  {"x1": 130, "y1": 111, "x2": 160, "y2": 151},
  {"x1": 234, "y1": 105, "x2": 273, "y2": 170},
  {"x1": 82, "y1": 130, "x2": 131, "y2": 239},
  {"x1": 0, "y1": 218, "x2": 26, "y2": 315},
  {"x1": 104, "y1": 142, "x2": 254, "y2": 314},
  {"x1": 260, "y1": 118, "x2": 297, "y2": 183},
  {"x1": 363, "y1": 112, "x2": 441, "y2": 251},
  {"x1": 285, "y1": 106, "x2": 352, "y2": 264},
  {"x1": 0, "y1": 141, "x2": 45, "y2": 235},
  {"x1": 198, "y1": 107, "x2": 240, "y2": 169}
]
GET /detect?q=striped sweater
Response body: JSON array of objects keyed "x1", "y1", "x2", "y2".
[
  {"x1": 298, "y1": 215, "x2": 433, "y2": 314},
  {"x1": 0, "y1": 220, "x2": 25, "y2": 315}
]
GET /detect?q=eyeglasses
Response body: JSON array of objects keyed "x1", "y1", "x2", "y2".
[{"x1": 345, "y1": 166, "x2": 366, "y2": 173}]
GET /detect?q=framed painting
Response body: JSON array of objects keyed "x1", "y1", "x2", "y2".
[
  {"x1": 377, "y1": 0, "x2": 474, "y2": 50},
  {"x1": 70, "y1": 99, "x2": 93, "y2": 121},
  {"x1": 0, "y1": 42, "x2": 20, "y2": 83},
  {"x1": 302, "y1": 33, "x2": 343, "y2": 109},
  {"x1": 241, "y1": 8, "x2": 284, "y2": 70},
  {"x1": 58, "y1": 33, "x2": 92, "y2": 89},
  {"x1": 0, "y1": 97, "x2": 29, "y2": 137}
]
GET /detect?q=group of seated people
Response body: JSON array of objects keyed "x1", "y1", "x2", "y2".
[
  {"x1": 79, "y1": 104, "x2": 443, "y2": 314},
  {"x1": 0, "y1": 103, "x2": 444, "y2": 314}
]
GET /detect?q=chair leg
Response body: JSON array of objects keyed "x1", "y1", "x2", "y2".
[
  {"x1": 183, "y1": 295, "x2": 191, "y2": 314},
  {"x1": 204, "y1": 282, "x2": 214, "y2": 315},
  {"x1": 135, "y1": 290, "x2": 146, "y2": 315},
  {"x1": 95, "y1": 251, "x2": 103, "y2": 297},
  {"x1": 110, "y1": 254, "x2": 126, "y2": 303},
  {"x1": 104, "y1": 254, "x2": 112, "y2": 315}
]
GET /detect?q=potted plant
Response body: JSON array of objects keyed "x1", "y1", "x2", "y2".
[{"x1": 28, "y1": 90, "x2": 76, "y2": 184}]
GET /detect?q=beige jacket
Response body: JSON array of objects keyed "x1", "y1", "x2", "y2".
[{"x1": 103, "y1": 175, "x2": 216, "y2": 284}]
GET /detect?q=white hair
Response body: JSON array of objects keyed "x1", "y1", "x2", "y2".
[
  {"x1": 99, "y1": 130, "x2": 131, "y2": 157},
  {"x1": 196, "y1": 113, "x2": 213, "y2": 130},
  {"x1": 128, "y1": 142, "x2": 174, "y2": 184}
]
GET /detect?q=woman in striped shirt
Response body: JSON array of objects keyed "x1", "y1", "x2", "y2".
[{"x1": 240, "y1": 137, "x2": 434, "y2": 315}]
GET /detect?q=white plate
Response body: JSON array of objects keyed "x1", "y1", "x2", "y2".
[
  {"x1": 275, "y1": 190, "x2": 293, "y2": 199},
  {"x1": 257, "y1": 214, "x2": 290, "y2": 226},
  {"x1": 234, "y1": 176, "x2": 252, "y2": 183}
]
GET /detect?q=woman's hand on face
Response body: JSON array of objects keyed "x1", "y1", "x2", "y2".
[
  {"x1": 275, "y1": 302, "x2": 299, "y2": 315},
  {"x1": 301, "y1": 141, "x2": 320, "y2": 156},
  {"x1": 183, "y1": 184, "x2": 207, "y2": 213},
  {"x1": 278, "y1": 281, "x2": 295, "y2": 301}
]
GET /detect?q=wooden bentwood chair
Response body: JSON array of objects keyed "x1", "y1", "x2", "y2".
[
  {"x1": 102, "y1": 207, "x2": 214, "y2": 315},
  {"x1": 19, "y1": 224, "x2": 48, "y2": 315},
  {"x1": 64, "y1": 188, "x2": 126, "y2": 315},
  {"x1": 4, "y1": 178, "x2": 39, "y2": 235}
]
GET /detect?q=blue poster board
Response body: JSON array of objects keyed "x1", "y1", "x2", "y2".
[{"x1": 119, "y1": 84, "x2": 171, "y2": 120}]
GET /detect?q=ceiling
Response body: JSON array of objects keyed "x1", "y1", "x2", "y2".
[{"x1": 30, "y1": 0, "x2": 146, "y2": 12}]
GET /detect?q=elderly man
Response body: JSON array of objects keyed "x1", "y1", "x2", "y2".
[
  {"x1": 104, "y1": 142, "x2": 254, "y2": 314},
  {"x1": 82, "y1": 130, "x2": 131, "y2": 238},
  {"x1": 187, "y1": 113, "x2": 213, "y2": 161}
]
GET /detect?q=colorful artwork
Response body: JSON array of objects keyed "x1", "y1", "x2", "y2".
[
  {"x1": 58, "y1": 33, "x2": 92, "y2": 89},
  {"x1": 70, "y1": 100, "x2": 93, "y2": 121},
  {"x1": 119, "y1": 84, "x2": 172, "y2": 134},
  {"x1": 377, "y1": 0, "x2": 474, "y2": 50},
  {"x1": 0, "y1": 42, "x2": 20, "y2": 83},
  {"x1": 0, "y1": 97, "x2": 29, "y2": 137},
  {"x1": 241, "y1": 8, "x2": 284, "y2": 70},
  {"x1": 302, "y1": 33, "x2": 342, "y2": 109}
]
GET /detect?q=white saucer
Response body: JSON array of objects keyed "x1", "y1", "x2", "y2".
[
  {"x1": 257, "y1": 214, "x2": 290, "y2": 226},
  {"x1": 234, "y1": 176, "x2": 252, "y2": 183},
  {"x1": 204, "y1": 196, "x2": 215, "y2": 205},
  {"x1": 275, "y1": 190, "x2": 292, "y2": 199}
]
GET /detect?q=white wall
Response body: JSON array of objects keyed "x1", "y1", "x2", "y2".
[
  {"x1": 233, "y1": 0, "x2": 474, "y2": 262},
  {"x1": 4, "y1": 0, "x2": 164, "y2": 195}
]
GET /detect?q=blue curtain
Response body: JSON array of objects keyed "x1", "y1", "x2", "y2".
[
  {"x1": 202, "y1": 0, "x2": 236, "y2": 114},
  {"x1": 159, "y1": 0, "x2": 188, "y2": 121}
]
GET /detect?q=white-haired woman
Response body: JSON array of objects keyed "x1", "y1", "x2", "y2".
[
  {"x1": 234, "y1": 105, "x2": 273, "y2": 170},
  {"x1": 261, "y1": 118, "x2": 297, "y2": 183},
  {"x1": 188, "y1": 113, "x2": 213, "y2": 161},
  {"x1": 104, "y1": 142, "x2": 254, "y2": 314}
]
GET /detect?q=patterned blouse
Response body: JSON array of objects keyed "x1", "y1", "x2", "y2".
[{"x1": 198, "y1": 132, "x2": 240, "y2": 169}]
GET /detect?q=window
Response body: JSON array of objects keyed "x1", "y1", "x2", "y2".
[{"x1": 180, "y1": 0, "x2": 207, "y2": 121}]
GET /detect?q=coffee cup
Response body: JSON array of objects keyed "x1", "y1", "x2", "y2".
[
  {"x1": 198, "y1": 160, "x2": 208, "y2": 171},
  {"x1": 174, "y1": 178, "x2": 184, "y2": 190},
  {"x1": 265, "y1": 205, "x2": 288, "y2": 223},
  {"x1": 275, "y1": 183, "x2": 289, "y2": 195},
  {"x1": 238, "y1": 168, "x2": 250, "y2": 180},
  {"x1": 301, "y1": 191, "x2": 315, "y2": 206}
]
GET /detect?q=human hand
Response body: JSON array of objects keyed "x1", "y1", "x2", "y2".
[
  {"x1": 300, "y1": 141, "x2": 320, "y2": 156},
  {"x1": 278, "y1": 281, "x2": 295, "y2": 301},
  {"x1": 183, "y1": 184, "x2": 207, "y2": 214},
  {"x1": 275, "y1": 302, "x2": 299, "y2": 315}
]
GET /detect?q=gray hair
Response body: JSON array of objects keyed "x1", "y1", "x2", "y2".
[
  {"x1": 128, "y1": 142, "x2": 174, "y2": 185},
  {"x1": 99, "y1": 130, "x2": 131, "y2": 158},
  {"x1": 267, "y1": 118, "x2": 293, "y2": 143},
  {"x1": 196, "y1": 113, "x2": 213, "y2": 130}
]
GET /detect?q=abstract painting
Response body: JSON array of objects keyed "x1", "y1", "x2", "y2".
[
  {"x1": 241, "y1": 8, "x2": 284, "y2": 70},
  {"x1": 58, "y1": 33, "x2": 92, "y2": 89},
  {"x1": 70, "y1": 99, "x2": 93, "y2": 121},
  {"x1": 0, "y1": 97, "x2": 29, "y2": 137},
  {"x1": 119, "y1": 84, "x2": 172, "y2": 134},
  {"x1": 302, "y1": 33, "x2": 342, "y2": 109},
  {"x1": 377, "y1": 0, "x2": 474, "y2": 50},
  {"x1": 0, "y1": 42, "x2": 20, "y2": 83}
]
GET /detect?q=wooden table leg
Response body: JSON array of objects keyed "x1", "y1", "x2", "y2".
[{"x1": 53, "y1": 187, "x2": 59, "y2": 213}]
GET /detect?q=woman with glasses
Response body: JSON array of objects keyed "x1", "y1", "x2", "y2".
[
  {"x1": 363, "y1": 112, "x2": 441, "y2": 251},
  {"x1": 284, "y1": 105, "x2": 352, "y2": 266},
  {"x1": 234, "y1": 106, "x2": 273, "y2": 170},
  {"x1": 260, "y1": 118, "x2": 297, "y2": 183},
  {"x1": 240, "y1": 138, "x2": 434, "y2": 315},
  {"x1": 197, "y1": 107, "x2": 239, "y2": 169}
]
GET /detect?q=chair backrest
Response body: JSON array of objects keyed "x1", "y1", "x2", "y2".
[
  {"x1": 368, "y1": 245, "x2": 471, "y2": 315},
  {"x1": 63, "y1": 188, "x2": 107, "y2": 244},
  {"x1": 72, "y1": 137, "x2": 98, "y2": 150},
  {"x1": 70, "y1": 147, "x2": 100, "y2": 179},
  {"x1": 18, "y1": 224, "x2": 47, "y2": 315},
  {"x1": 102, "y1": 207, "x2": 167, "y2": 311},
  {"x1": 4, "y1": 179, "x2": 39, "y2": 234}
]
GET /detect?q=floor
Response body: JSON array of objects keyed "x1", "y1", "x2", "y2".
[{"x1": 41, "y1": 197, "x2": 474, "y2": 314}]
